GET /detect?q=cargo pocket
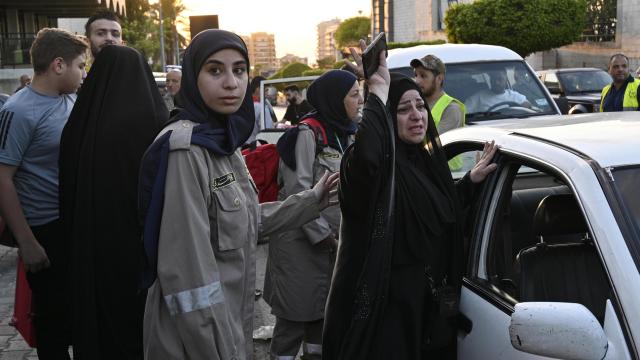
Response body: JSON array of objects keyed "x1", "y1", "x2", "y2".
[{"x1": 213, "y1": 186, "x2": 248, "y2": 251}]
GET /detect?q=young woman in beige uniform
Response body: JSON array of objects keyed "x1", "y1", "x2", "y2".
[{"x1": 139, "y1": 29, "x2": 339, "y2": 360}]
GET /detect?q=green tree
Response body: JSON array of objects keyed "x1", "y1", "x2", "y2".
[
  {"x1": 584, "y1": 0, "x2": 617, "y2": 42},
  {"x1": 335, "y1": 17, "x2": 371, "y2": 49},
  {"x1": 445, "y1": 0, "x2": 587, "y2": 57},
  {"x1": 316, "y1": 56, "x2": 336, "y2": 69},
  {"x1": 122, "y1": 0, "x2": 159, "y2": 63},
  {"x1": 269, "y1": 62, "x2": 313, "y2": 91}
]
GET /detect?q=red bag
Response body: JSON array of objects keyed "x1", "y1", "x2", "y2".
[
  {"x1": 243, "y1": 118, "x2": 328, "y2": 203},
  {"x1": 242, "y1": 143, "x2": 280, "y2": 203},
  {"x1": 10, "y1": 258, "x2": 37, "y2": 347}
]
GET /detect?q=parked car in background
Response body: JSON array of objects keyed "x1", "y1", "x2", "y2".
[
  {"x1": 441, "y1": 112, "x2": 640, "y2": 359},
  {"x1": 386, "y1": 44, "x2": 563, "y2": 123},
  {"x1": 537, "y1": 68, "x2": 611, "y2": 114}
]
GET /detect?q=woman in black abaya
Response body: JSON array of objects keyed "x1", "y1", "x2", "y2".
[
  {"x1": 58, "y1": 45, "x2": 167, "y2": 359},
  {"x1": 323, "y1": 47, "x2": 497, "y2": 359}
]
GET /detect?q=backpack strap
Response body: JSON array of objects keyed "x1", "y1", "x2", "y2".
[{"x1": 299, "y1": 118, "x2": 328, "y2": 146}]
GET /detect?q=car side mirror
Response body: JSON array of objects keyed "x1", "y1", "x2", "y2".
[
  {"x1": 509, "y1": 302, "x2": 608, "y2": 360},
  {"x1": 547, "y1": 86, "x2": 562, "y2": 95}
]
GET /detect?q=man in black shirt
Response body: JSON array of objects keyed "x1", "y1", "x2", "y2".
[
  {"x1": 600, "y1": 53, "x2": 640, "y2": 112},
  {"x1": 282, "y1": 85, "x2": 314, "y2": 125}
]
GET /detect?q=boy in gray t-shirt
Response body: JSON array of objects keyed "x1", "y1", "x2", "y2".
[{"x1": 0, "y1": 28, "x2": 87, "y2": 359}]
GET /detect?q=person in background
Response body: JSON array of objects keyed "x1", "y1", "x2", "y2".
[
  {"x1": 600, "y1": 53, "x2": 640, "y2": 112},
  {"x1": 265, "y1": 70, "x2": 362, "y2": 360},
  {"x1": 282, "y1": 84, "x2": 314, "y2": 125},
  {"x1": 323, "y1": 41, "x2": 497, "y2": 360},
  {"x1": 14, "y1": 74, "x2": 32, "y2": 93},
  {"x1": 0, "y1": 28, "x2": 87, "y2": 360},
  {"x1": 140, "y1": 29, "x2": 338, "y2": 360},
  {"x1": 245, "y1": 75, "x2": 275, "y2": 144},
  {"x1": 465, "y1": 70, "x2": 531, "y2": 114},
  {"x1": 85, "y1": 9, "x2": 123, "y2": 59},
  {"x1": 59, "y1": 45, "x2": 167, "y2": 360},
  {"x1": 163, "y1": 67, "x2": 182, "y2": 111}
]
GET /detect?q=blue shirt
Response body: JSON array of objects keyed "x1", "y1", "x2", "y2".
[
  {"x1": 602, "y1": 75, "x2": 640, "y2": 112},
  {"x1": 0, "y1": 86, "x2": 76, "y2": 226}
]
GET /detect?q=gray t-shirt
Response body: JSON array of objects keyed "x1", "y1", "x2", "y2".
[{"x1": 0, "y1": 86, "x2": 76, "y2": 226}]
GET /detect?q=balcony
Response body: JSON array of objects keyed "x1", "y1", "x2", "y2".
[{"x1": 1, "y1": 0, "x2": 126, "y2": 17}]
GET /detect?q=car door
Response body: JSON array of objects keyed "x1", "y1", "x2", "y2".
[{"x1": 444, "y1": 141, "x2": 626, "y2": 359}]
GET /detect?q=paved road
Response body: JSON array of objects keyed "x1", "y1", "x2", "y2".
[{"x1": 0, "y1": 244, "x2": 279, "y2": 360}]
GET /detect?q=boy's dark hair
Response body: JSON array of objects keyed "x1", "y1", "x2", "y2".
[
  {"x1": 284, "y1": 85, "x2": 300, "y2": 93},
  {"x1": 250, "y1": 76, "x2": 266, "y2": 94},
  {"x1": 85, "y1": 9, "x2": 121, "y2": 36},
  {"x1": 30, "y1": 28, "x2": 88, "y2": 74}
]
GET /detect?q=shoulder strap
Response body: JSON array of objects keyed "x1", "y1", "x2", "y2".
[{"x1": 299, "y1": 118, "x2": 328, "y2": 146}]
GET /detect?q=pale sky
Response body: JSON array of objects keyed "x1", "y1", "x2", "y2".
[{"x1": 181, "y1": 0, "x2": 371, "y2": 65}]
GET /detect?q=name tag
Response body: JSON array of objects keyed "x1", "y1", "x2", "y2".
[
  {"x1": 320, "y1": 152, "x2": 340, "y2": 159},
  {"x1": 212, "y1": 172, "x2": 236, "y2": 190}
]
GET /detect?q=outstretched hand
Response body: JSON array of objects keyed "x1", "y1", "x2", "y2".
[
  {"x1": 470, "y1": 140, "x2": 498, "y2": 183},
  {"x1": 343, "y1": 39, "x2": 390, "y2": 104},
  {"x1": 313, "y1": 170, "x2": 340, "y2": 210}
]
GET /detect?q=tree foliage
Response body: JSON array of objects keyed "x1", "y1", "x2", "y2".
[
  {"x1": 268, "y1": 62, "x2": 313, "y2": 91},
  {"x1": 316, "y1": 56, "x2": 336, "y2": 69},
  {"x1": 445, "y1": 0, "x2": 587, "y2": 57},
  {"x1": 335, "y1": 17, "x2": 371, "y2": 49},
  {"x1": 388, "y1": 39, "x2": 446, "y2": 50},
  {"x1": 584, "y1": 0, "x2": 617, "y2": 42},
  {"x1": 122, "y1": 0, "x2": 187, "y2": 70}
]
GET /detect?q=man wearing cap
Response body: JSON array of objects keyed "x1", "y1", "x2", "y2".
[{"x1": 410, "y1": 54, "x2": 464, "y2": 134}]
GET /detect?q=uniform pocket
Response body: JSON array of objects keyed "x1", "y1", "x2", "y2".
[{"x1": 213, "y1": 186, "x2": 248, "y2": 251}]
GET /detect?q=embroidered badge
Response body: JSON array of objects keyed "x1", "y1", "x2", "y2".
[{"x1": 211, "y1": 173, "x2": 236, "y2": 190}]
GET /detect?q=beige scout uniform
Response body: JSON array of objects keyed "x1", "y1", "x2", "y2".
[
  {"x1": 264, "y1": 127, "x2": 344, "y2": 321},
  {"x1": 143, "y1": 120, "x2": 322, "y2": 360}
]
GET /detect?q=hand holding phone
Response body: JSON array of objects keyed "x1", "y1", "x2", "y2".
[{"x1": 362, "y1": 32, "x2": 388, "y2": 80}]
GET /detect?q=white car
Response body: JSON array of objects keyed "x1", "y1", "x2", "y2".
[
  {"x1": 387, "y1": 44, "x2": 564, "y2": 123},
  {"x1": 441, "y1": 112, "x2": 639, "y2": 359}
]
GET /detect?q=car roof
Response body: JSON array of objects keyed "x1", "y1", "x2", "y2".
[
  {"x1": 443, "y1": 112, "x2": 640, "y2": 168},
  {"x1": 537, "y1": 68, "x2": 606, "y2": 74},
  {"x1": 387, "y1": 43, "x2": 522, "y2": 69}
]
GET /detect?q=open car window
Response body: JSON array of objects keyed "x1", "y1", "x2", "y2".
[{"x1": 467, "y1": 156, "x2": 612, "y2": 324}]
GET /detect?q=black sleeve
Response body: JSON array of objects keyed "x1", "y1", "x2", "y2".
[
  {"x1": 342, "y1": 94, "x2": 390, "y2": 186},
  {"x1": 283, "y1": 105, "x2": 294, "y2": 122},
  {"x1": 455, "y1": 172, "x2": 478, "y2": 209}
]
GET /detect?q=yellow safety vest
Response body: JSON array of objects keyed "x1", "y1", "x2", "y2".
[
  {"x1": 600, "y1": 78, "x2": 640, "y2": 112},
  {"x1": 431, "y1": 93, "x2": 465, "y2": 171}
]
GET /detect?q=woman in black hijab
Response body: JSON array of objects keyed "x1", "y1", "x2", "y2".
[
  {"x1": 322, "y1": 47, "x2": 497, "y2": 360},
  {"x1": 58, "y1": 45, "x2": 167, "y2": 359},
  {"x1": 265, "y1": 70, "x2": 362, "y2": 359},
  {"x1": 138, "y1": 29, "x2": 338, "y2": 359}
]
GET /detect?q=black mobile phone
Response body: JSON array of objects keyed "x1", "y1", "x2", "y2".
[{"x1": 362, "y1": 32, "x2": 388, "y2": 79}]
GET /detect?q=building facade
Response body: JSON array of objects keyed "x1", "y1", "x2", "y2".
[
  {"x1": 0, "y1": 0, "x2": 125, "y2": 93},
  {"x1": 317, "y1": 18, "x2": 341, "y2": 63},
  {"x1": 244, "y1": 32, "x2": 277, "y2": 76}
]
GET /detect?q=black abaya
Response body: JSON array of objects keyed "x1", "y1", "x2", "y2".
[
  {"x1": 58, "y1": 45, "x2": 167, "y2": 359},
  {"x1": 323, "y1": 75, "x2": 475, "y2": 360}
]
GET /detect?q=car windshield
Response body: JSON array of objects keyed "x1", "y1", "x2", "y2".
[
  {"x1": 393, "y1": 61, "x2": 556, "y2": 122},
  {"x1": 558, "y1": 70, "x2": 611, "y2": 94},
  {"x1": 612, "y1": 167, "x2": 640, "y2": 241}
]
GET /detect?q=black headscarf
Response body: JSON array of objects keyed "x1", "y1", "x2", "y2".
[
  {"x1": 175, "y1": 29, "x2": 255, "y2": 155},
  {"x1": 58, "y1": 45, "x2": 167, "y2": 359},
  {"x1": 277, "y1": 70, "x2": 357, "y2": 169},
  {"x1": 387, "y1": 73, "x2": 456, "y2": 274}
]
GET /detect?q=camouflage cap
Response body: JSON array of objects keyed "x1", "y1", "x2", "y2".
[{"x1": 410, "y1": 54, "x2": 446, "y2": 75}]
